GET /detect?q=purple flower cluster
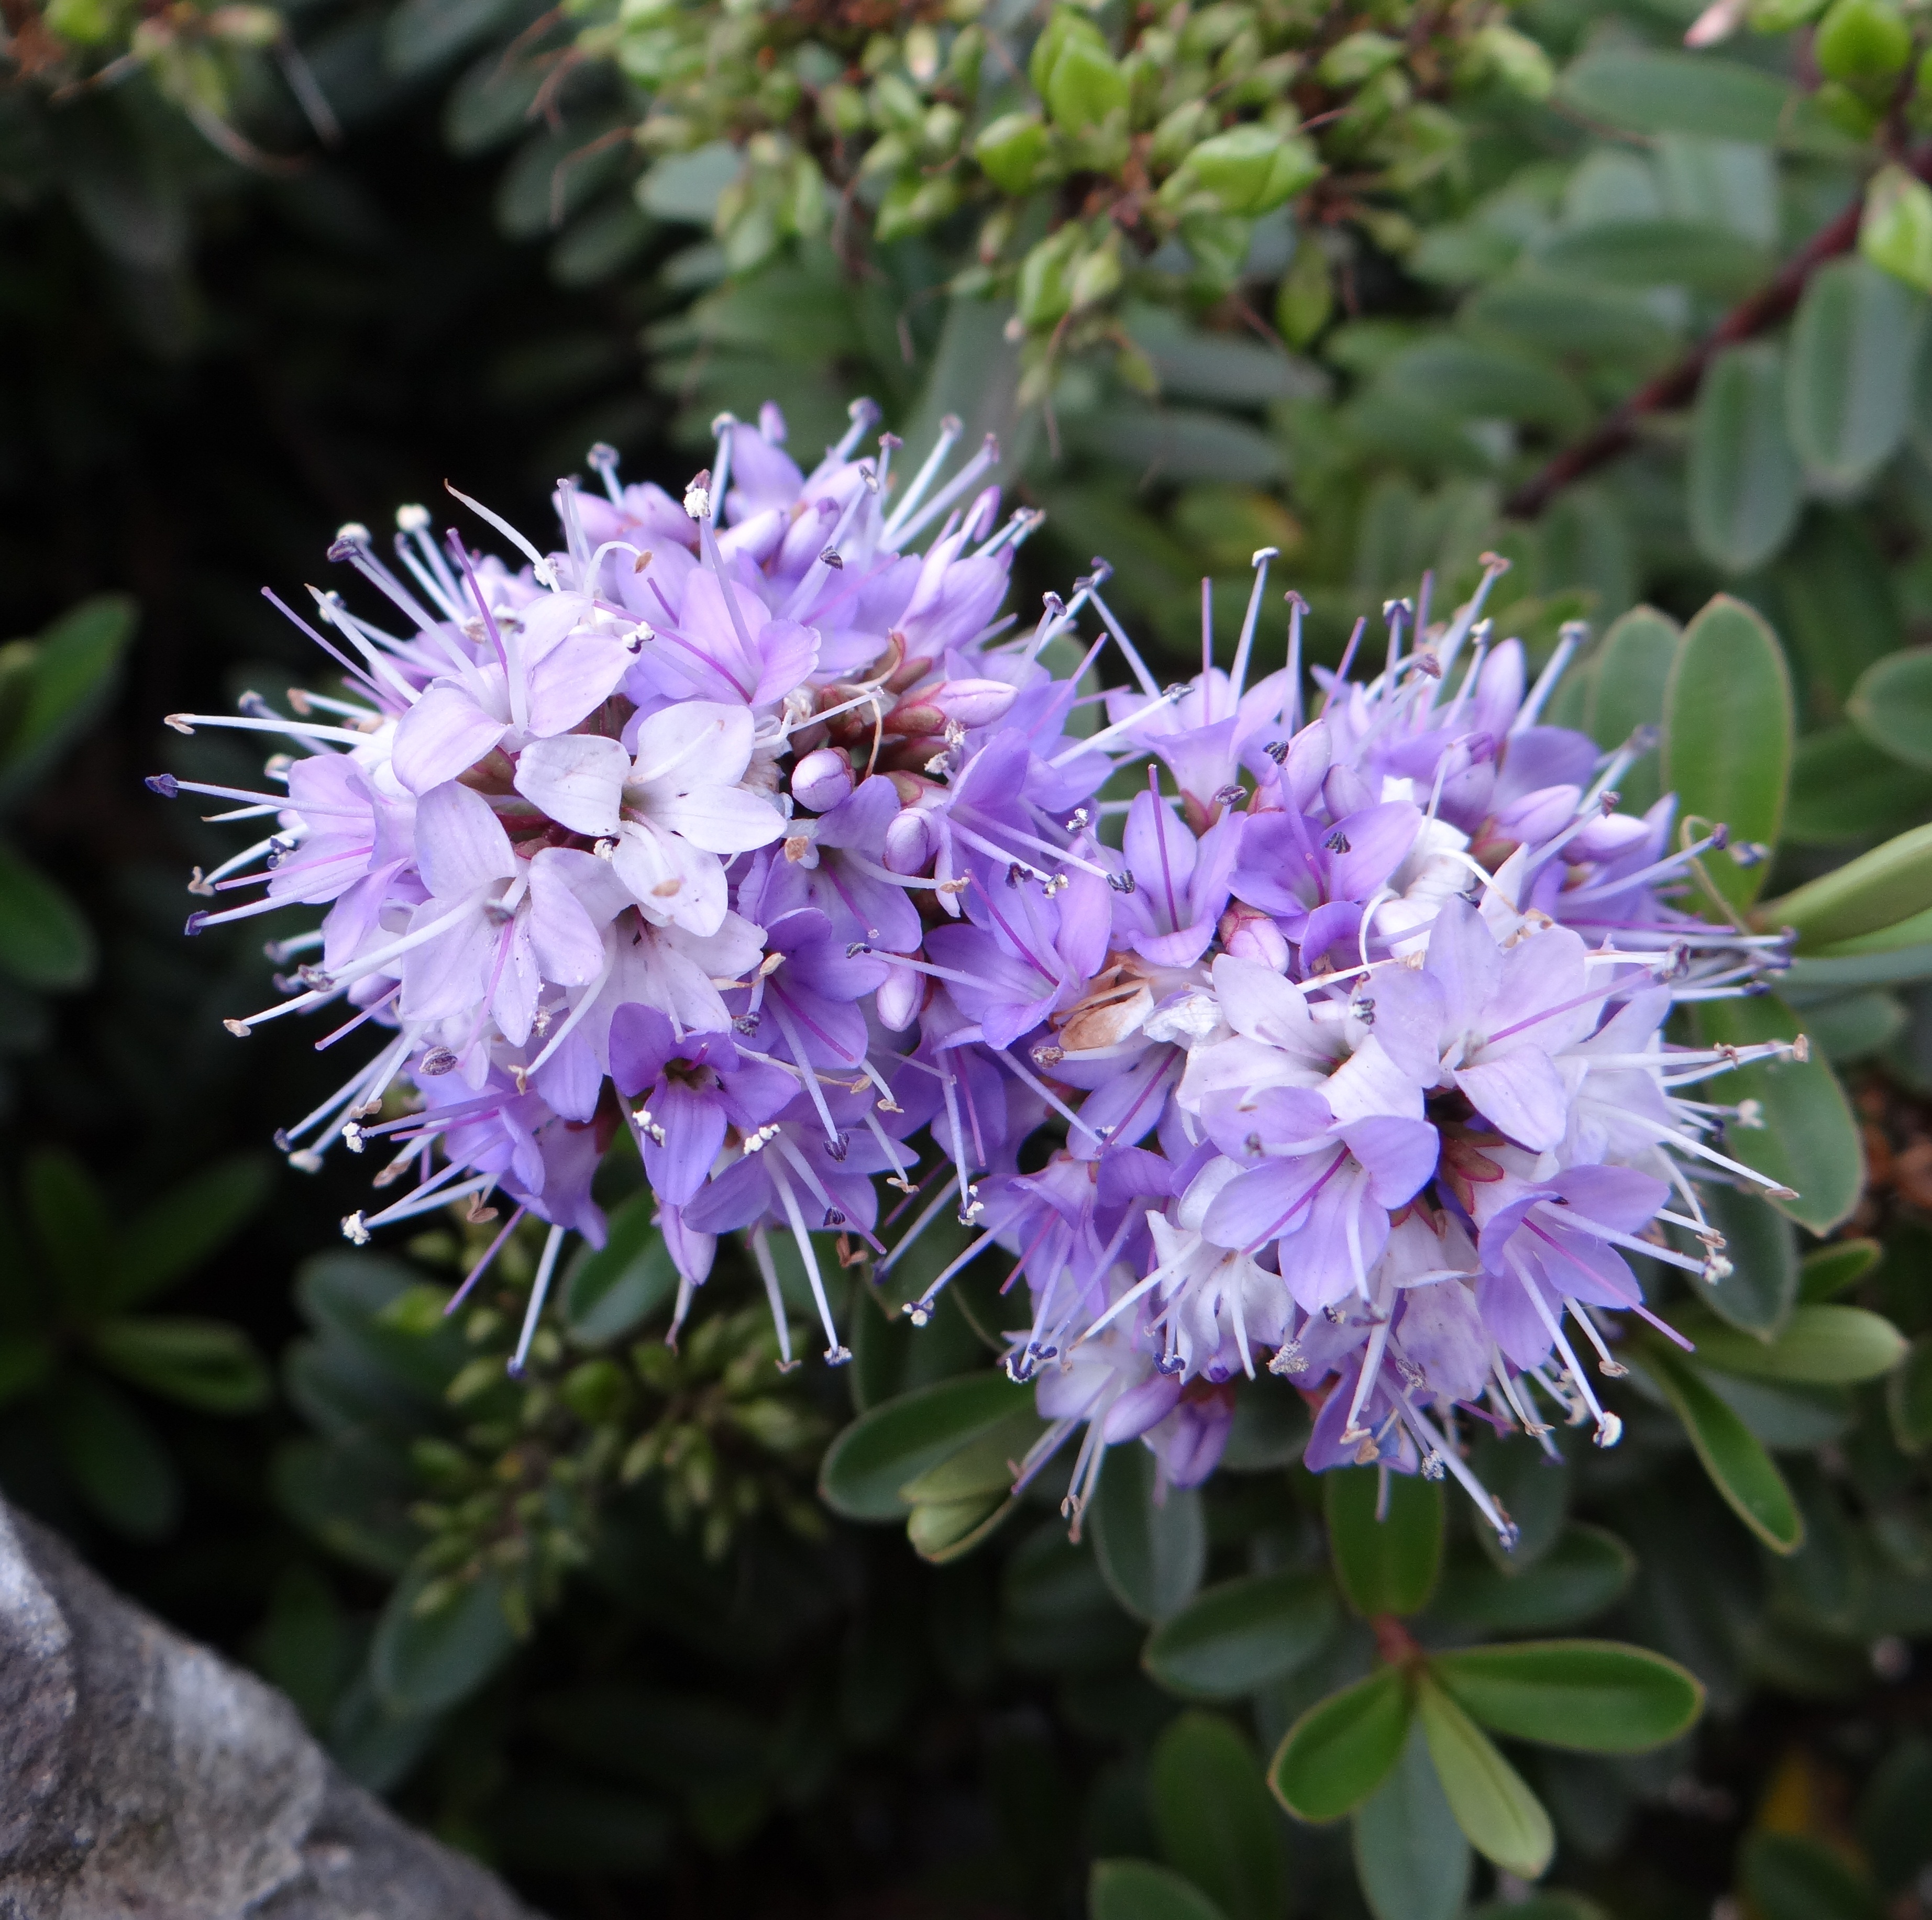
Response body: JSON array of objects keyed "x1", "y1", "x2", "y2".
[{"x1": 153, "y1": 400, "x2": 1798, "y2": 1541}]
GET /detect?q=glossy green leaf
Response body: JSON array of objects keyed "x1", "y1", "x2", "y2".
[
  {"x1": 51, "y1": 1374, "x2": 181, "y2": 1539},
  {"x1": 1091, "y1": 1440, "x2": 1206, "y2": 1625},
  {"x1": 1886, "y1": 1332, "x2": 1932, "y2": 1450},
  {"x1": 107, "y1": 1155, "x2": 271, "y2": 1311},
  {"x1": 1847, "y1": 647, "x2": 1932, "y2": 771},
  {"x1": 1662, "y1": 594, "x2": 1792, "y2": 905},
  {"x1": 1785, "y1": 259, "x2": 1925, "y2": 493},
  {"x1": 1677, "y1": 1303, "x2": 1906, "y2": 1383},
  {"x1": 819, "y1": 1370, "x2": 1022, "y2": 1522},
  {"x1": 1269, "y1": 1666, "x2": 1413, "y2": 1822},
  {"x1": 1533, "y1": 219, "x2": 1771, "y2": 295},
  {"x1": 1143, "y1": 1570, "x2": 1337, "y2": 1699},
  {"x1": 1434, "y1": 1525, "x2": 1635, "y2": 1632},
  {"x1": 1632, "y1": 1339, "x2": 1803, "y2": 1552},
  {"x1": 1760, "y1": 822, "x2": 1932, "y2": 949},
  {"x1": 0, "y1": 593, "x2": 134, "y2": 795},
  {"x1": 1688, "y1": 346, "x2": 1803, "y2": 575},
  {"x1": 1694, "y1": 1182, "x2": 1797, "y2": 1337},
  {"x1": 1324, "y1": 1466, "x2": 1444, "y2": 1617},
  {"x1": 899, "y1": 1404, "x2": 1044, "y2": 1503},
  {"x1": 1430, "y1": 1639, "x2": 1703, "y2": 1753},
  {"x1": 1583, "y1": 605, "x2": 1679, "y2": 815},
  {"x1": 1702, "y1": 1372, "x2": 1852, "y2": 1450},
  {"x1": 90, "y1": 1315, "x2": 272, "y2": 1414},
  {"x1": 1558, "y1": 51, "x2": 1790, "y2": 141},
  {"x1": 560, "y1": 1192, "x2": 676, "y2": 1344},
  {"x1": 0, "y1": 841, "x2": 94, "y2": 992},
  {"x1": 1799, "y1": 1238, "x2": 1882, "y2": 1302},
  {"x1": 1741, "y1": 1832, "x2": 1887, "y2": 1920},
  {"x1": 1414, "y1": 1673, "x2": 1554, "y2": 1879},
  {"x1": 1089, "y1": 1859, "x2": 1229, "y2": 1920},
  {"x1": 1150, "y1": 1712, "x2": 1285, "y2": 1920},
  {"x1": 370, "y1": 1567, "x2": 518, "y2": 1718},
  {"x1": 1352, "y1": 1716, "x2": 1470, "y2": 1920},
  {"x1": 1785, "y1": 725, "x2": 1932, "y2": 845}
]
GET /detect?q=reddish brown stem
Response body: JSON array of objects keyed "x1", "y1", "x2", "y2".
[{"x1": 1503, "y1": 143, "x2": 1932, "y2": 521}]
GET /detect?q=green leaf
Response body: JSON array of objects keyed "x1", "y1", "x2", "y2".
[
  {"x1": 1269, "y1": 1666, "x2": 1414, "y2": 1822},
  {"x1": 1558, "y1": 51, "x2": 1790, "y2": 141},
  {"x1": 90, "y1": 1315, "x2": 272, "y2": 1414},
  {"x1": 1583, "y1": 606, "x2": 1680, "y2": 815},
  {"x1": 1741, "y1": 1832, "x2": 1887, "y2": 1920},
  {"x1": 1799, "y1": 1237, "x2": 1882, "y2": 1302},
  {"x1": 560, "y1": 1192, "x2": 676, "y2": 1344},
  {"x1": 1863, "y1": 163, "x2": 1932, "y2": 294},
  {"x1": 370, "y1": 1566, "x2": 520, "y2": 1716},
  {"x1": 1091, "y1": 1440, "x2": 1206, "y2": 1625},
  {"x1": 1695, "y1": 1183, "x2": 1797, "y2": 1337},
  {"x1": 1430, "y1": 1640, "x2": 1704, "y2": 1753},
  {"x1": 0, "y1": 841, "x2": 94, "y2": 992},
  {"x1": 1688, "y1": 347, "x2": 1803, "y2": 575},
  {"x1": 1676, "y1": 1303, "x2": 1906, "y2": 1383},
  {"x1": 1142, "y1": 1571, "x2": 1337, "y2": 1700},
  {"x1": 1771, "y1": 511, "x2": 1903, "y2": 711},
  {"x1": 0, "y1": 594, "x2": 134, "y2": 797},
  {"x1": 1885, "y1": 1331, "x2": 1932, "y2": 1450},
  {"x1": 108, "y1": 1155, "x2": 271, "y2": 1311},
  {"x1": 24, "y1": 1146, "x2": 112, "y2": 1307},
  {"x1": 1414, "y1": 1673, "x2": 1553, "y2": 1878},
  {"x1": 296, "y1": 1252, "x2": 471, "y2": 1403},
  {"x1": 1533, "y1": 220, "x2": 1772, "y2": 296},
  {"x1": 1848, "y1": 648, "x2": 1932, "y2": 771},
  {"x1": 1325, "y1": 1465, "x2": 1444, "y2": 1617},
  {"x1": 1662, "y1": 594, "x2": 1793, "y2": 904},
  {"x1": 1760, "y1": 822, "x2": 1932, "y2": 949},
  {"x1": 1089, "y1": 1859, "x2": 1230, "y2": 1920},
  {"x1": 1464, "y1": 278, "x2": 1679, "y2": 364},
  {"x1": 1630, "y1": 1339, "x2": 1804, "y2": 1552},
  {"x1": 1785, "y1": 258, "x2": 1926, "y2": 493},
  {"x1": 1694, "y1": 994, "x2": 1864, "y2": 1234},
  {"x1": 819, "y1": 1370, "x2": 1022, "y2": 1522},
  {"x1": 1785, "y1": 725, "x2": 1932, "y2": 845},
  {"x1": 1149, "y1": 1712, "x2": 1285, "y2": 1920},
  {"x1": 1434, "y1": 1525, "x2": 1635, "y2": 1632},
  {"x1": 1352, "y1": 1718, "x2": 1471, "y2": 1920},
  {"x1": 51, "y1": 1373, "x2": 181, "y2": 1539}
]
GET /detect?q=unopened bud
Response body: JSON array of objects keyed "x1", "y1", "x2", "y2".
[{"x1": 791, "y1": 747, "x2": 854, "y2": 812}]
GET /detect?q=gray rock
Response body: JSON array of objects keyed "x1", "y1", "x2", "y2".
[{"x1": 0, "y1": 1498, "x2": 541, "y2": 1920}]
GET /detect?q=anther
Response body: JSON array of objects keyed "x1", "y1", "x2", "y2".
[
  {"x1": 145, "y1": 773, "x2": 180, "y2": 798},
  {"x1": 419, "y1": 1047, "x2": 459, "y2": 1076}
]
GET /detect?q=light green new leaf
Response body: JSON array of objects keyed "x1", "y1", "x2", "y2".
[
  {"x1": 1847, "y1": 648, "x2": 1932, "y2": 771},
  {"x1": 1429, "y1": 1640, "x2": 1704, "y2": 1753},
  {"x1": 1414, "y1": 1674, "x2": 1555, "y2": 1879},
  {"x1": 1785, "y1": 258, "x2": 1926, "y2": 493},
  {"x1": 1352, "y1": 1718, "x2": 1471, "y2": 1920},
  {"x1": 1269, "y1": 1666, "x2": 1414, "y2": 1823},
  {"x1": 1688, "y1": 347, "x2": 1803, "y2": 575},
  {"x1": 1632, "y1": 1339, "x2": 1804, "y2": 1553},
  {"x1": 1149, "y1": 1713, "x2": 1285, "y2": 1920},
  {"x1": 1677, "y1": 1303, "x2": 1907, "y2": 1384},
  {"x1": 1862, "y1": 163, "x2": 1932, "y2": 294},
  {"x1": 818, "y1": 1370, "x2": 1022, "y2": 1521},
  {"x1": 1662, "y1": 594, "x2": 1793, "y2": 907},
  {"x1": 1089, "y1": 1860, "x2": 1229, "y2": 1920},
  {"x1": 90, "y1": 1315, "x2": 273, "y2": 1415},
  {"x1": 1092, "y1": 1438, "x2": 1206, "y2": 1624},
  {"x1": 1324, "y1": 1465, "x2": 1444, "y2": 1618},
  {"x1": 1695, "y1": 994, "x2": 1863, "y2": 1233},
  {"x1": 1143, "y1": 1570, "x2": 1337, "y2": 1699}
]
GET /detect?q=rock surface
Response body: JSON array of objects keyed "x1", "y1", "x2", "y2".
[{"x1": 0, "y1": 1498, "x2": 540, "y2": 1920}]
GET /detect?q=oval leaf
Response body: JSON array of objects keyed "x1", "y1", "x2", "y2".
[
  {"x1": 1092, "y1": 1440, "x2": 1207, "y2": 1625},
  {"x1": 1785, "y1": 258, "x2": 1926, "y2": 494},
  {"x1": 50, "y1": 1374, "x2": 181, "y2": 1540},
  {"x1": 1799, "y1": 1237, "x2": 1882, "y2": 1302},
  {"x1": 370, "y1": 1567, "x2": 520, "y2": 1717},
  {"x1": 1089, "y1": 1859, "x2": 1230, "y2": 1920},
  {"x1": 1690, "y1": 346, "x2": 1803, "y2": 574},
  {"x1": 1632, "y1": 1339, "x2": 1804, "y2": 1552},
  {"x1": 1414, "y1": 1674, "x2": 1554, "y2": 1879},
  {"x1": 1887, "y1": 1332, "x2": 1932, "y2": 1451},
  {"x1": 1662, "y1": 593, "x2": 1793, "y2": 907},
  {"x1": 1150, "y1": 1712, "x2": 1285, "y2": 1920},
  {"x1": 1434, "y1": 1525, "x2": 1635, "y2": 1633},
  {"x1": 560, "y1": 1192, "x2": 676, "y2": 1344},
  {"x1": 1694, "y1": 994, "x2": 1863, "y2": 1234},
  {"x1": 1848, "y1": 647, "x2": 1932, "y2": 771},
  {"x1": 1558, "y1": 51, "x2": 1790, "y2": 141},
  {"x1": 1324, "y1": 1465, "x2": 1444, "y2": 1617},
  {"x1": 820, "y1": 1370, "x2": 1023, "y2": 1522},
  {"x1": 1143, "y1": 1570, "x2": 1338, "y2": 1699},
  {"x1": 1584, "y1": 606, "x2": 1680, "y2": 816},
  {"x1": 1761, "y1": 821, "x2": 1932, "y2": 951},
  {"x1": 1269, "y1": 1666, "x2": 1413, "y2": 1823},
  {"x1": 1429, "y1": 1639, "x2": 1704, "y2": 1753},
  {"x1": 0, "y1": 841, "x2": 95, "y2": 992},
  {"x1": 1742, "y1": 1832, "x2": 1889, "y2": 1920},
  {"x1": 108, "y1": 1155, "x2": 272, "y2": 1311},
  {"x1": 1533, "y1": 219, "x2": 1771, "y2": 295},
  {"x1": 1695, "y1": 1182, "x2": 1797, "y2": 1337},
  {"x1": 90, "y1": 1315, "x2": 273, "y2": 1415},
  {"x1": 1352, "y1": 1718, "x2": 1471, "y2": 1920},
  {"x1": 1682, "y1": 1303, "x2": 1907, "y2": 1384}
]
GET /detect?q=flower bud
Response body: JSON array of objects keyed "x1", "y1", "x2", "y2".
[
  {"x1": 1323, "y1": 764, "x2": 1375, "y2": 819},
  {"x1": 975, "y1": 112, "x2": 1050, "y2": 194},
  {"x1": 1494, "y1": 783, "x2": 1582, "y2": 847},
  {"x1": 1219, "y1": 904, "x2": 1290, "y2": 972},
  {"x1": 1816, "y1": 0, "x2": 1911, "y2": 80},
  {"x1": 876, "y1": 962, "x2": 923, "y2": 1030},
  {"x1": 791, "y1": 747, "x2": 854, "y2": 812},
  {"x1": 884, "y1": 808, "x2": 934, "y2": 873}
]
